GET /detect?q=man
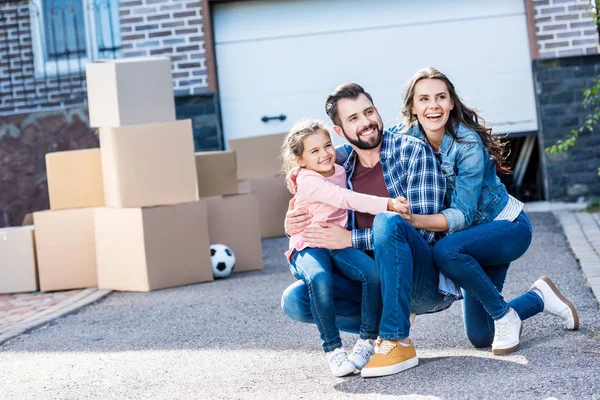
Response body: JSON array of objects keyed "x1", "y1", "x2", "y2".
[{"x1": 282, "y1": 83, "x2": 459, "y2": 378}]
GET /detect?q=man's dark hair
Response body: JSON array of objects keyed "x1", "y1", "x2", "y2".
[{"x1": 325, "y1": 83, "x2": 374, "y2": 126}]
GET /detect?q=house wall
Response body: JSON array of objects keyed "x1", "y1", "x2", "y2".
[
  {"x1": 0, "y1": 2, "x2": 87, "y2": 115},
  {"x1": 533, "y1": 55, "x2": 600, "y2": 200},
  {"x1": 530, "y1": 1, "x2": 600, "y2": 200},
  {"x1": 0, "y1": 108, "x2": 98, "y2": 228},
  {"x1": 534, "y1": 0, "x2": 599, "y2": 58}
]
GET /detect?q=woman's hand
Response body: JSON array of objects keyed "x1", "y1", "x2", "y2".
[
  {"x1": 286, "y1": 167, "x2": 301, "y2": 195},
  {"x1": 388, "y1": 196, "x2": 410, "y2": 214},
  {"x1": 285, "y1": 199, "x2": 312, "y2": 235}
]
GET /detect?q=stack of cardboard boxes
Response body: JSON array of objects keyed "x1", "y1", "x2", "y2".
[
  {"x1": 0, "y1": 57, "x2": 292, "y2": 295},
  {"x1": 230, "y1": 133, "x2": 293, "y2": 239}
]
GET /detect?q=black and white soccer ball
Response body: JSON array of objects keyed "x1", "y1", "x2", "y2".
[{"x1": 210, "y1": 244, "x2": 236, "y2": 279}]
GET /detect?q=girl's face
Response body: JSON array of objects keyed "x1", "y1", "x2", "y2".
[
  {"x1": 411, "y1": 78, "x2": 454, "y2": 137},
  {"x1": 296, "y1": 130, "x2": 336, "y2": 177}
]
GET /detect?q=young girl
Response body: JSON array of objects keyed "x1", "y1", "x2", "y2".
[
  {"x1": 281, "y1": 119, "x2": 404, "y2": 377},
  {"x1": 398, "y1": 67, "x2": 579, "y2": 355}
]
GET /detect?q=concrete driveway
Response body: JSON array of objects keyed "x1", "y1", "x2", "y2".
[{"x1": 1, "y1": 212, "x2": 599, "y2": 400}]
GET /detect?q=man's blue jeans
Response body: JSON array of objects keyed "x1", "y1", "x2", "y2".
[
  {"x1": 289, "y1": 247, "x2": 381, "y2": 352},
  {"x1": 433, "y1": 211, "x2": 544, "y2": 348},
  {"x1": 282, "y1": 213, "x2": 445, "y2": 340}
]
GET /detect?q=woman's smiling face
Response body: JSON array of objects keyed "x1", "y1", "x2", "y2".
[{"x1": 411, "y1": 78, "x2": 454, "y2": 137}]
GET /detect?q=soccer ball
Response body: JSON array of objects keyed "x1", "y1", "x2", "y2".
[{"x1": 210, "y1": 244, "x2": 236, "y2": 279}]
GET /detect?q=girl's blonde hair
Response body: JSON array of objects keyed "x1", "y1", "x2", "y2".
[{"x1": 280, "y1": 119, "x2": 330, "y2": 175}]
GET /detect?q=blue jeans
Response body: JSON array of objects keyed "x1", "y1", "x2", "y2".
[
  {"x1": 289, "y1": 247, "x2": 381, "y2": 352},
  {"x1": 433, "y1": 211, "x2": 544, "y2": 348},
  {"x1": 282, "y1": 213, "x2": 445, "y2": 341}
]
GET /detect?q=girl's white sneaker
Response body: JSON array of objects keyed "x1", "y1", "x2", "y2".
[
  {"x1": 349, "y1": 338, "x2": 375, "y2": 369},
  {"x1": 326, "y1": 348, "x2": 357, "y2": 377}
]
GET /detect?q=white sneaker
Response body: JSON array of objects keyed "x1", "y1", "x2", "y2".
[
  {"x1": 531, "y1": 276, "x2": 579, "y2": 330},
  {"x1": 349, "y1": 339, "x2": 375, "y2": 369},
  {"x1": 492, "y1": 308, "x2": 522, "y2": 355},
  {"x1": 326, "y1": 348, "x2": 357, "y2": 377}
]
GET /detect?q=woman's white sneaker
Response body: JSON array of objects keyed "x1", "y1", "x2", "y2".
[
  {"x1": 531, "y1": 276, "x2": 579, "y2": 330},
  {"x1": 349, "y1": 338, "x2": 375, "y2": 369},
  {"x1": 492, "y1": 308, "x2": 522, "y2": 355},
  {"x1": 326, "y1": 347, "x2": 357, "y2": 377}
]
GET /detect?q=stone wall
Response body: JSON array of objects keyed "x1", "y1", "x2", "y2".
[
  {"x1": 533, "y1": 54, "x2": 600, "y2": 200},
  {"x1": 0, "y1": 108, "x2": 98, "y2": 228}
]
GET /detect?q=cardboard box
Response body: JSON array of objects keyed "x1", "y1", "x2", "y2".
[
  {"x1": 22, "y1": 213, "x2": 33, "y2": 226},
  {"x1": 195, "y1": 151, "x2": 238, "y2": 198},
  {"x1": 46, "y1": 148, "x2": 105, "y2": 210},
  {"x1": 205, "y1": 194, "x2": 263, "y2": 273},
  {"x1": 238, "y1": 176, "x2": 292, "y2": 238},
  {"x1": 99, "y1": 119, "x2": 199, "y2": 208},
  {"x1": 228, "y1": 133, "x2": 287, "y2": 180},
  {"x1": 0, "y1": 226, "x2": 38, "y2": 294},
  {"x1": 86, "y1": 57, "x2": 176, "y2": 128},
  {"x1": 33, "y1": 209, "x2": 97, "y2": 292},
  {"x1": 95, "y1": 201, "x2": 213, "y2": 292}
]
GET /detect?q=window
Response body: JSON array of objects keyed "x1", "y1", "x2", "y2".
[{"x1": 30, "y1": 0, "x2": 121, "y2": 77}]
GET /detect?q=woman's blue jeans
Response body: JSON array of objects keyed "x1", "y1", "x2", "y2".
[
  {"x1": 433, "y1": 211, "x2": 544, "y2": 348},
  {"x1": 289, "y1": 247, "x2": 381, "y2": 352},
  {"x1": 282, "y1": 213, "x2": 445, "y2": 342}
]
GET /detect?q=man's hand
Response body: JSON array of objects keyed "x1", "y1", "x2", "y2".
[
  {"x1": 286, "y1": 167, "x2": 301, "y2": 195},
  {"x1": 304, "y1": 222, "x2": 352, "y2": 250},
  {"x1": 285, "y1": 198, "x2": 312, "y2": 235}
]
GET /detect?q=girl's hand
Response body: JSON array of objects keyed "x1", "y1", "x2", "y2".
[
  {"x1": 388, "y1": 197, "x2": 410, "y2": 214},
  {"x1": 286, "y1": 167, "x2": 301, "y2": 195}
]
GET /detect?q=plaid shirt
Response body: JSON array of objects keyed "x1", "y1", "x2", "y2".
[{"x1": 342, "y1": 124, "x2": 446, "y2": 250}]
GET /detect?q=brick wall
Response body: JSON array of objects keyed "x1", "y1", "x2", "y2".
[
  {"x1": 0, "y1": 2, "x2": 87, "y2": 115},
  {"x1": 534, "y1": 55, "x2": 600, "y2": 200},
  {"x1": 534, "y1": 0, "x2": 599, "y2": 58},
  {"x1": 119, "y1": 0, "x2": 209, "y2": 96}
]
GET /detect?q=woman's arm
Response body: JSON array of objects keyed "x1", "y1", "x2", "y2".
[{"x1": 440, "y1": 143, "x2": 485, "y2": 233}]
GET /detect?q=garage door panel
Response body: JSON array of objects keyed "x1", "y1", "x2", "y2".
[{"x1": 215, "y1": 1, "x2": 538, "y2": 143}]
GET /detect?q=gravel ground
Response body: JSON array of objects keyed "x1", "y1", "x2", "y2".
[{"x1": 1, "y1": 212, "x2": 599, "y2": 400}]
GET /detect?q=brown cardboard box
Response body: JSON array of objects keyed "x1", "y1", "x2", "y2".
[
  {"x1": 95, "y1": 201, "x2": 213, "y2": 292},
  {"x1": 86, "y1": 57, "x2": 175, "y2": 128},
  {"x1": 195, "y1": 151, "x2": 238, "y2": 198},
  {"x1": 238, "y1": 176, "x2": 292, "y2": 238},
  {"x1": 46, "y1": 148, "x2": 105, "y2": 210},
  {"x1": 99, "y1": 119, "x2": 199, "y2": 208},
  {"x1": 22, "y1": 213, "x2": 33, "y2": 226},
  {"x1": 33, "y1": 209, "x2": 97, "y2": 292},
  {"x1": 205, "y1": 193, "x2": 263, "y2": 273},
  {"x1": 228, "y1": 133, "x2": 287, "y2": 180},
  {"x1": 0, "y1": 226, "x2": 38, "y2": 294}
]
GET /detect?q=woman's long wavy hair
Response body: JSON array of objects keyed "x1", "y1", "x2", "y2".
[{"x1": 400, "y1": 67, "x2": 511, "y2": 173}]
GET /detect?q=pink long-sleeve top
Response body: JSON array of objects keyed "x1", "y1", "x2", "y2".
[{"x1": 285, "y1": 164, "x2": 389, "y2": 261}]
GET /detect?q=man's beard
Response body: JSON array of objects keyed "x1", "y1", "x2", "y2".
[{"x1": 342, "y1": 123, "x2": 384, "y2": 150}]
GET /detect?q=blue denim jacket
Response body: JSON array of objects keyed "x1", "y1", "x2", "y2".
[{"x1": 405, "y1": 122, "x2": 509, "y2": 234}]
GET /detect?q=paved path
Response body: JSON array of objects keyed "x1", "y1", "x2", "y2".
[
  {"x1": 0, "y1": 212, "x2": 599, "y2": 400},
  {"x1": 0, "y1": 289, "x2": 110, "y2": 345}
]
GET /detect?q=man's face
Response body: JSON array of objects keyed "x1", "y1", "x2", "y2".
[{"x1": 334, "y1": 94, "x2": 384, "y2": 150}]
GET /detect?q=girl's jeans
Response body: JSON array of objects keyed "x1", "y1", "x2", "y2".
[
  {"x1": 289, "y1": 247, "x2": 381, "y2": 352},
  {"x1": 433, "y1": 211, "x2": 544, "y2": 347}
]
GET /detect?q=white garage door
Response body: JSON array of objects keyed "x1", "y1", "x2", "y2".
[{"x1": 214, "y1": 0, "x2": 538, "y2": 146}]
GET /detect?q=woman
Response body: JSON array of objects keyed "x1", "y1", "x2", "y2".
[{"x1": 398, "y1": 67, "x2": 579, "y2": 355}]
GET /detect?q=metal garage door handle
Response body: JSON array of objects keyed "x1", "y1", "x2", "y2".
[{"x1": 261, "y1": 114, "x2": 287, "y2": 123}]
